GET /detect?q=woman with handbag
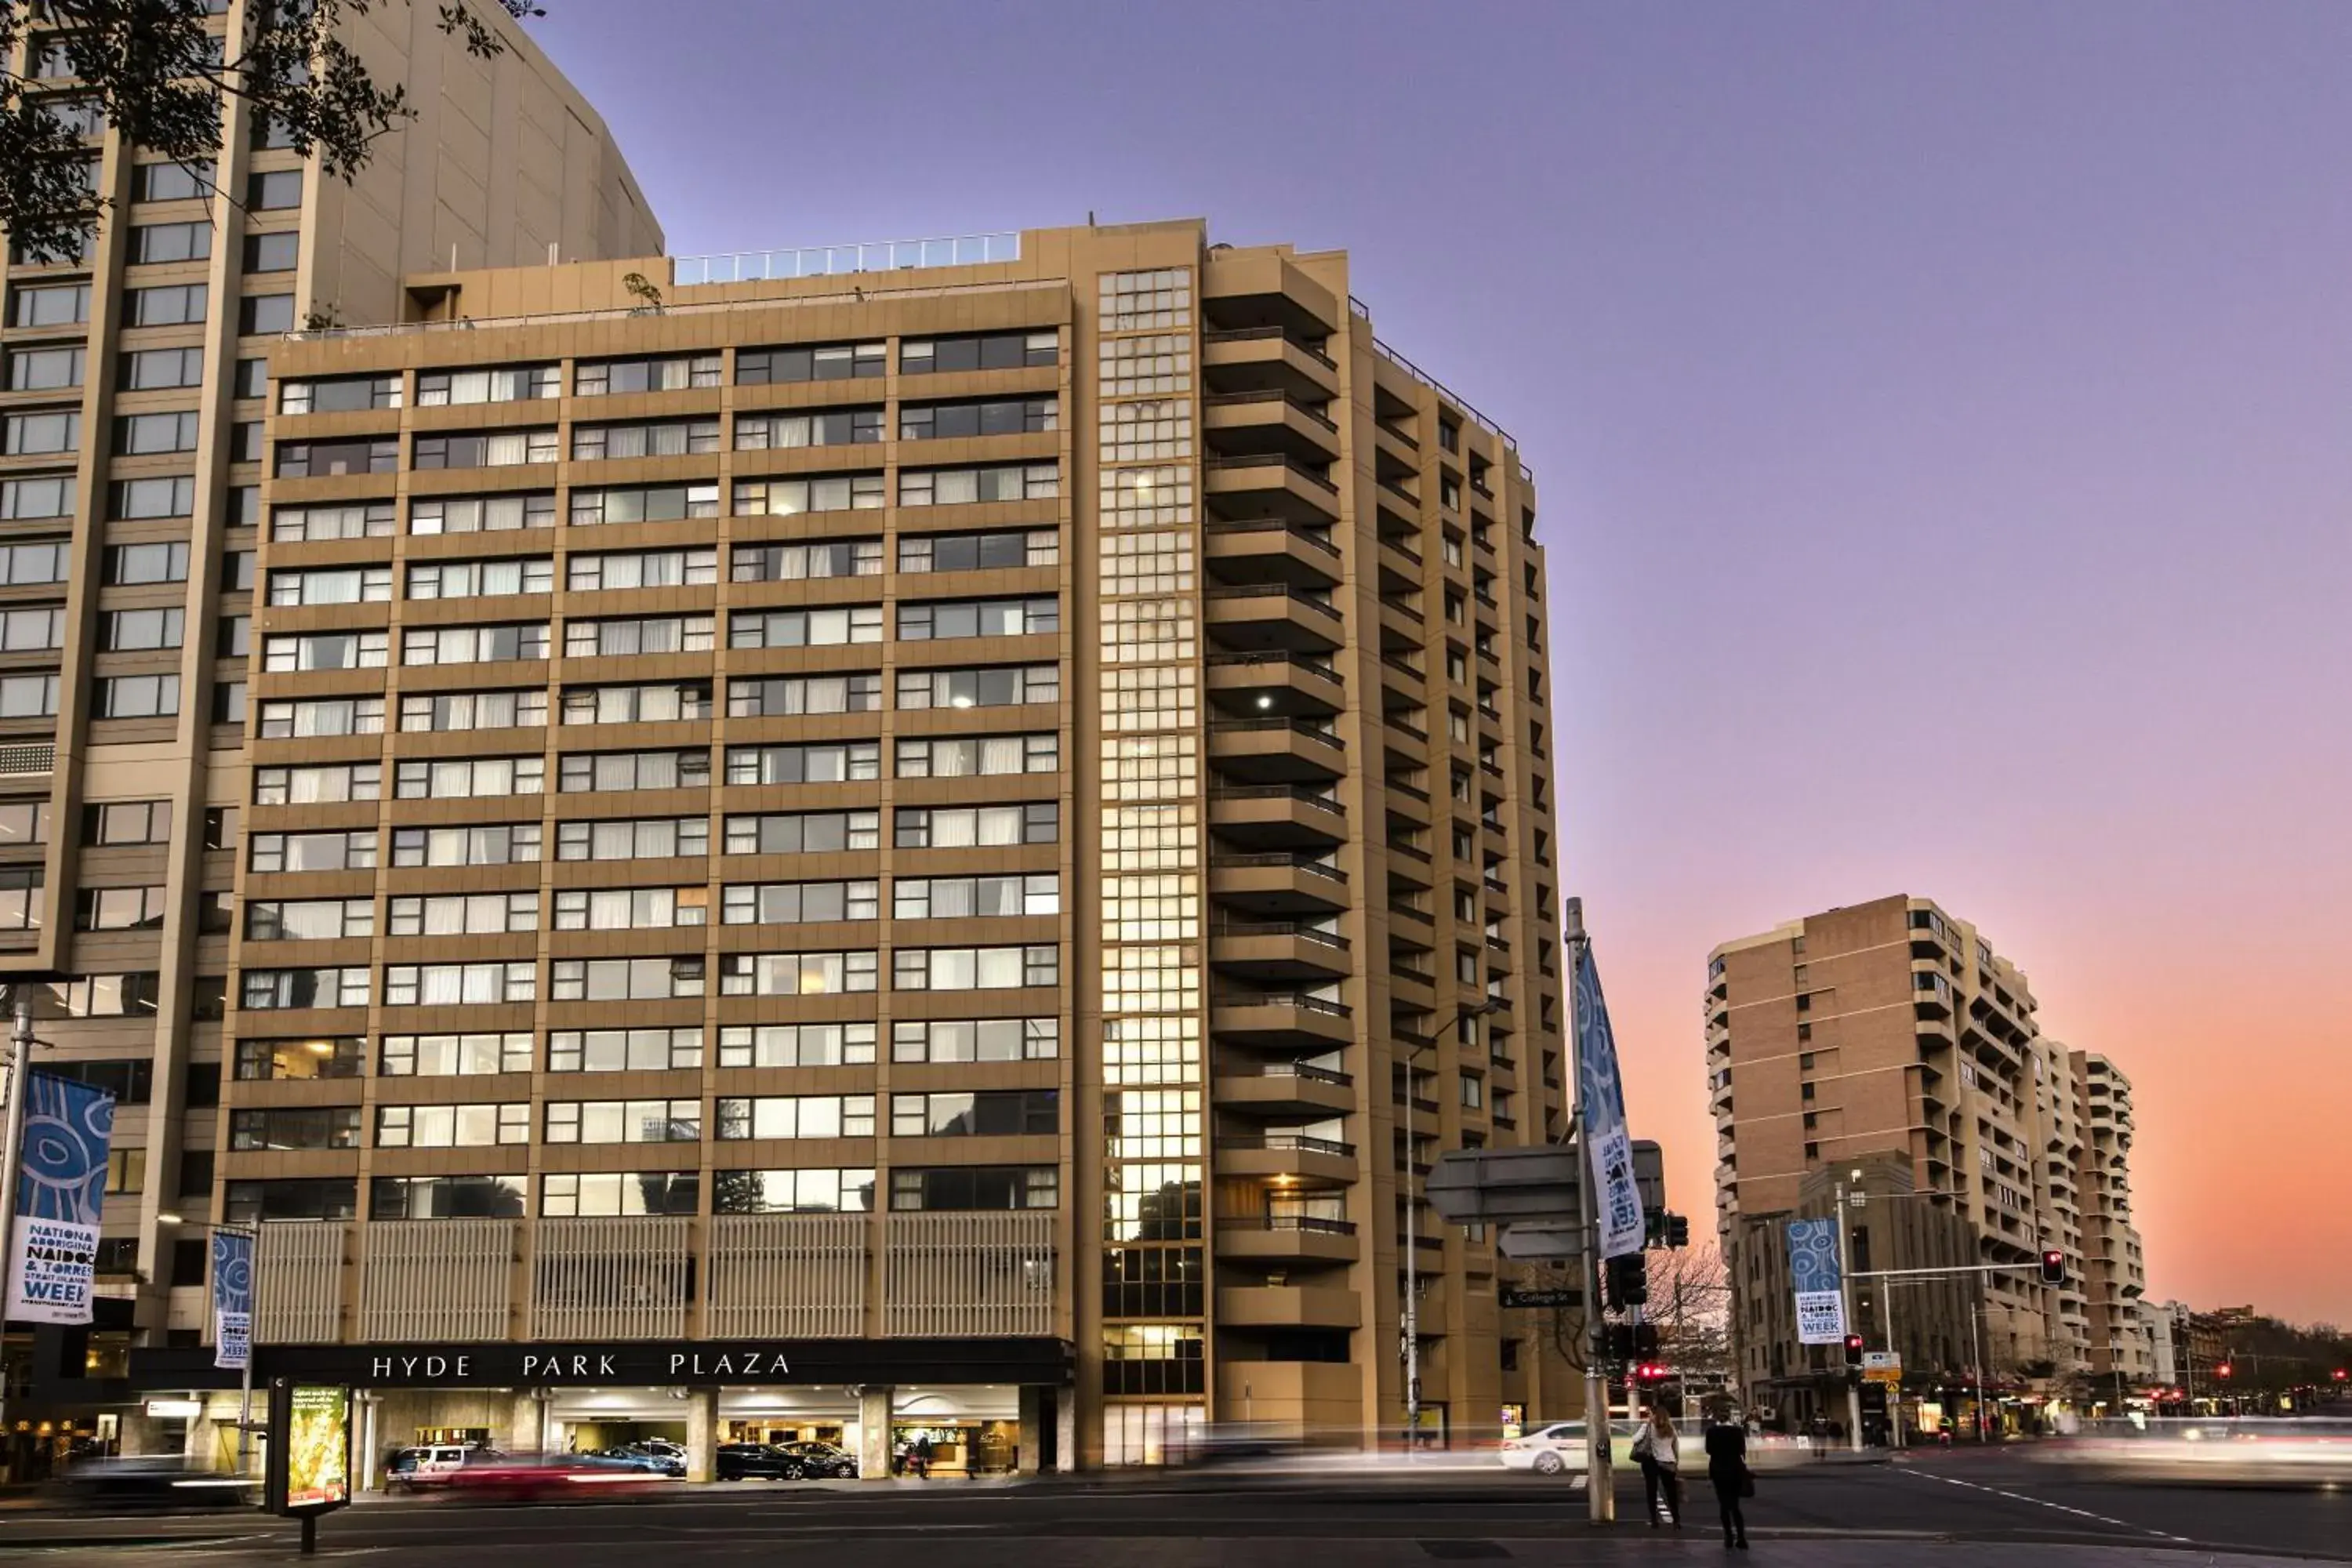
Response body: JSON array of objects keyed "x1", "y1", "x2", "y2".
[
  {"x1": 1703, "y1": 1399, "x2": 1751, "y2": 1549},
  {"x1": 1632, "y1": 1406, "x2": 1682, "y2": 1526}
]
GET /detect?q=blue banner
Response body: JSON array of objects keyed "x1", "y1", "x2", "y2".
[
  {"x1": 1785, "y1": 1216, "x2": 1847, "y2": 1344},
  {"x1": 212, "y1": 1229, "x2": 254, "y2": 1370},
  {"x1": 1573, "y1": 945, "x2": 1645, "y2": 1259},
  {"x1": 6, "y1": 1070, "x2": 116, "y2": 1325}
]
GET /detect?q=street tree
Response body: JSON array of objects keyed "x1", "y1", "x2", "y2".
[{"x1": 2, "y1": 0, "x2": 541, "y2": 263}]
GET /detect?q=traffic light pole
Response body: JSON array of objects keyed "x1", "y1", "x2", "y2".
[{"x1": 1834, "y1": 1181, "x2": 1861, "y2": 1453}]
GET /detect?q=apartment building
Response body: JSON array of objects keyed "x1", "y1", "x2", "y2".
[
  {"x1": 2074, "y1": 1053, "x2": 2150, "y2": 1388},
  {"x1": 95, "y1": 220, "x2": 1573, "y2": 1474},
  {"x1": 0, "y1": 0, "x2": 659, "y2": 1478},
  {"x1": 1709, "y1": 895, "x2": 2151, "y2": 1427}
]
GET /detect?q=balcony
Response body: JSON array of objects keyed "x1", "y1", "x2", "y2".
[
  {"x1": 1208, "y1": 717, "x2": 1346, "y2": 785},
  {"x1": 1203, "y1": 326, "x2": 1340, "y2": 401},
  {"x1": 1204, "y1": 388, "x2": 1342, "y2": 465},
  {"x1": 1213, "y1": 1214, "x2": 1359, "y2": 1265},
  {"x1": 1216, "y1": 1133, "x2": 1359, "y2": 1185},
  {"x1": 1215, "y1": 1284, "x2": 1363, "y2": 1330},
  {"x1": 1204, "y1": 651, "x2": 1343, "y2": 718},
  {"x1": 1211, "y1": 990, "x2": 1356, "y2": 1051},
  {"x1": 1210, "y1": 920, "x2": 1353, "y2": 984},
  {"x1": 1205, "y1": 453, "x2": 1342, "y2": 527},
  {"x1": 1210, "y1": 853, "x2": 1349, "y2": 918},
  {"x1": 1212, "y1": 1060, "x2": 1358, "y2": 1119},
  {"x1": 1207, "y1": 784, "x2": 1347, "y2": 851},
  {"x1": 1206, "y1": 582, "x2": 1344, "y2": 654},
  {"x1": 1205, "y1": 516, "x2": 1342, "y2": 588}
]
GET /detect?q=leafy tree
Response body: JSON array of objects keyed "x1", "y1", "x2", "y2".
[{"x1": 2, "y1": 0, "x2": 540, "y2": 263}]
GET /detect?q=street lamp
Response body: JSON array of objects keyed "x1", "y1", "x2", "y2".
[
  {"x1": 1403, "y1": 997, "x2": 1500, "y2": 1454},
  {"x1": 155, "y1": 1212, "x2": 260, "y2": 1476}
]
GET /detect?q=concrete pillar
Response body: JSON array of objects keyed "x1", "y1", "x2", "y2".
[
  {"x1": 1054, "y1": 1385, "x2": 1077, "y2": 1473},
  {"x1": 358, "y1": 1397, "x2": 379, "y2": 1492},
  {"x1": 508, "y1": 1389, "x2": 547, "y2": 1456},
  {"x1": 684, "y1": 1388, "x2": 718, "y2": 1483},
  {"x1": 857, "y1": 1385, "x2": 893, "y2": 1481}
]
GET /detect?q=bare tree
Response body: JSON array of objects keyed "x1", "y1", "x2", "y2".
[{"x1": 1645, "y1": 1243, "x2": 1734, "y2": 1385}]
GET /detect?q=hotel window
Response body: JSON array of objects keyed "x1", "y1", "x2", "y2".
[
  {"x1": 1098, "y1": 333, "x2": 1190, "y2": 397},
  {"x1": 891, "y1": 1018, "x2": 1059, "y2": 1064},
  {"x1": 550, "y1": 956, "x2": 705, "y2": 1001},
  {"x1": 891, "y1": 1090, "x2": 1058, "y2": 1138},
  {"x1": 270, "y1": 501, "x2": 395, "y2": 542},
  {"x1": 894, "y1": 874, "x2": 1059, "y2": 920},
  {"x1": 0, "y1": 605, "x2": 66, "y2": 652},
  {"x1": 416, "y1": 365, "x2": 559, "y2": 405},
  {"x1": 574, "y1": 354, "x2": 721, "y2": 395},
  {"x1": 243, "y1": 230, "x2": 298, "y2": 271},
  {"x1": 249, "y1": 830, "x2": 376, "y2": 874},
  {"x1": 74, "y1": 887, "x2": 167, "y2": 931},
  {"x1": 721, "y1": 810, "x2": 880, "y2": 855},
  {"x1": 553, "y1": 816, "x2": 707, "y2": 862},
  {"x1": 405, "y1": 557, "x2": 554, "y2": 600},
  {"x1": 387, "y1": 893, "x2": 538, "y2": 937},
  {"x1": 1098, "y1": 398, "x2": 1191, "y2": 461},
  {"x1": 1098, "y1": 463, "x2": 1193, "y2": 527},
  {"x1": 557, "y1": 681, "x2": 712, "y2": 726},
  {"x1": 731, "y1": 474, "x2": 884, "y2": 516},
  {"x1": 888, "y1": 1166, "x2": 1058, "y2": 1210},
  {"x1": 236, "y1": 1036, "x2": 365, "y2": 1081},
  {"x1": 409, "y1": 492, "x2": 556, "y2": 535},
  {"x1": 895, "y1": 664, "x2": 1058, "y2": 711},
  {"x1": 713, "y1": 1095, "x2": 877, "y2": 1140},
  {"x1": 128, "y1": 220, "x2": 211, "y2": 263},
  {"x1": 721, "y1": 742, "x2": 879, "y2": 785},
  {"x1": 412, "y1": 429, "x2": 558, "y2": 469},
  {"x1": 240, "y1": 966, "x2": 369, "y2": 1010},
  {"x1": 267, "y1": 564, "x2": 391, "y2": 606},
  {"x1": 0, "y1": 867, "x2": 42, "y2": 932},
  {"x1": 717, "y1": 1024, "x2": 877, "y2": 1070},
  {"x1": 110, "y1": 476, "x2": 196, "y2": 519},
  {"x1": 276, "y1": 437, "x2": 397, "y2": 477},
  {"x1": 571, "y1": 419, "x2": 720, "y2": 461},
  {"x1": 569, "y1": 482, "x2": 719, "y2": 526},
  {"x1": 124, "y1": 282, "x2": 209, "y2": 327},
  {"x1": 547, "y1": 1028, "x2": 704, "y2": 1073},
  {"x1": 730, "y1": 539, "x2": 882, "y2": 582},
  {"x1": 710, "y1": 1168, "x2": 874, "y2": 1214},
  {"x1": 734, "y1": 408, "x2": 883, "y2": 448},
  {"x1": 539, "y1": 1172, "x2": 700, "y2": 1218},
  {"x1": 899, "y1": 332, "x2": 1056, "y2": 374},
  {"x1": 397, "y1": 688, "x2": 548, "y2": 733},
  {"x1": 544, "y1": 1100, "x2": 703, "y2": 1144},
  {"x1": 278, "y1": 374, "x2": 399, "y2": 414},
  {"x1": 9, "y1": 282, "x2": 89, "y2": 328},
  {"x1": 389, "y1": 823, "x2": 541, "y2": 868},
  {"x1": 225, "y1": 1178, "x2": 358, "y2": 1224},
  {"x1": 717, "y1": 950, "x2": 878, "y2": 996},
  {"x1": 895, "y1": 733, "x2": 1058, "y2": 779},
  {"x1": 0, "y1": 475, "x2": 73, "y2": 521},
  {"x1": 557, "y1": 749, "x2": 710, "y2": 793},
  {"x1": 719, "y1": 880, "x2": 878, "y2": 924},
  {"x1": 735, "y1": 343, "x2": 883, "y2": 384},
  {"x1": 230, "y1": 1108, "x2": 360, "y2": 1152},
  {"x1": 726, "y1": 604, "x2": 881, "y2": 649},
  {"x1": 252, "y1": 764, "x2": 379, "y2": 806},
  {"x1": 369, "y1": 1174, "x2": 526, "y2": 1220},
  {"x1": 565, "y1": 548, "x2": 717, "y2": 591},
  {"x1": 382, "y1": 962, "x2": 535, "y2": 1007},
  {"x1": 891, "y1": 945, "x2": 1058, "y2": 992},
  {"x1": 898, "y1": 463, "x2": 1058, "y2": 506},
  {"x1": 401, "y1": 623, "x2": 547, "y2": 666},
  {"x1": 898, "y1": 397, "x2": 1057, "y2": 440},
  {"x1": 375, "y1": 1104, "x2": 528, "y2": 1148},
  {"x1": 898, "y1": 597, "x2": 1058, "y2": 641},
  {"x1": 552, "y1": 887, "x2": 707, "y2": 931},
  {"x1": 727, "y1": 673, "x2": 881, "y2": 719},
  {"x1": 7, "y1": 346, "x2": 84, "y2": 392},
  {"x1": 99, "y1": 606, "x2": 175, "y2": 651},
  {"x1": 898, "y1": 528, "x2": 1058, "y2": 573},
  {"x1": 391, "y1": 757, "x2": 544, "y2": 800},
  {"x1": 895, "y1": 803, "x2": 1058, "y2": 849},
  {"x1": 0, "y1": 799, "x2": 47, "y2": 846},
  {"x1": 3, "y1": 409, "x2": 78, "y2": 455},
  {"x1": 95, "y1": 674, "x2": 176, "y2": 718}
]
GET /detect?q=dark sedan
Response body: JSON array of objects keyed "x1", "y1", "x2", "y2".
[
  {"x1": 715, "y1": 1443, "x2": 805, "y2": 1480},
  {"x1": 779, "y1": 1441, "x2": 858, "y2": 1478}
]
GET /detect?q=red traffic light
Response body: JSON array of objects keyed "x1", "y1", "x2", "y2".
[
  {"x1": 1843, "y1": 1334, "x2": 1866, "y2": 1368},
  {"x1": 2217, "y1": 1363, "x2": 2233, "y2": 1379},
  {"x1": 2039, "y1": 1248, "x2": 2067, "y2": 1286},
  {"x1": 2333, "y1": 1370, "x2": 2347, "y2": 1381}
]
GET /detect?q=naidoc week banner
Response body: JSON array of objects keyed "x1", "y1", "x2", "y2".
[
  {"x1": 1572, "y1": 944, "x2": 1646, "y2": 1260},
  {"x1": 212, "y1": 1229, "x2": 253, "y2": 1370},
  {"x1": 1785, "y1": 1217, "x2": 1848, "y2": 1345},
  {"x1": 5, "y1": 1071, "x2": 116, "y2": 1325}
]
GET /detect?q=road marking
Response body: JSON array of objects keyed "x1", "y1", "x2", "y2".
[{"x1": 1902, "y1": 1468, "x2": 2193, "y2": 1542}]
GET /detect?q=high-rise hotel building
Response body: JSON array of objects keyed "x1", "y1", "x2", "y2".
[
  {"x1": 30, "y1": 213, "x2": 1576, "y2": 1472},
  {"x1": 0, "y1": 0, "x2": 657, "y2": 1479}
]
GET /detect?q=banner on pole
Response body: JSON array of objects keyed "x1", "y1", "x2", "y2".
[
  {"x1": 1785, "y1": 1217, "x2": 1847, "y2": 1344},
  {"x1": 212, "y1": 1229, "x2": 253, "y2": 1370},
  {"x1": 5, "y1": 1071, "x2": 116, "y2": 1325},
  {"x1": 1573, "y1": 945, "x2": 1645, "y2": 1260}
]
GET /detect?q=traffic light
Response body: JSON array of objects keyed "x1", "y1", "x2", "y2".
[
  {"x1": 1604, "y1": 1253, "x2": 1650, "y2": 1310},
  {"x1": 2217, "y1": 1362, "x2": 2233, "y2": 1380},
  {"x1": 1632, "y1": 1322, "x2": 1661, "y2": 1360},
  {"x1": 1843, "y1": 1334, "x2": 1865, "y2": 1369},
  {"x1": 2039, "y1": 1249, "x2": 2067, "y2": 1286},
  {"x1": 1602, "y1": 1323, "x2": 1636, "y2": 1362},
  {"x1": 1665, "y1": 1214, "x2": 1691, "y2": 1250}
]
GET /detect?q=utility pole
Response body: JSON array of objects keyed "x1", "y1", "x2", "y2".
[
  {"x1": 1834, "y1": 1178, "x2": 1862, "y2": 1452},
  {"x1": 1564, "y1": 898, "x2": 1612, "y2": 1523},
  {"x1": 0, "y1": 989, "x2": 35, "y2": 1480}
]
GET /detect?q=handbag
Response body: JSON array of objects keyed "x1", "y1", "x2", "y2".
[{"x1": 1739, "y1": 1465, "x2": 1756, "y2": 1499}]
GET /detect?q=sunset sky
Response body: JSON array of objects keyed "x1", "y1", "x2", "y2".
[{"x1": 535, "y1": 0, "x2": 2351, "y2": 1324}]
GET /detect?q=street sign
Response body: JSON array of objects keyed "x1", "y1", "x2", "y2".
[
  {"x1": 1864, "y1": 1351, "x2": 1902, "y2": 1385},
  {"x1": 1499, "y1": 1285, "x2": 1580, "y2": 1309}
]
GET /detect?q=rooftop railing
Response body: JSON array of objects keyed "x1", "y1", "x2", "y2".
[{"x1": 674, "y1": 231, "x2": 1022, "y2": 286}]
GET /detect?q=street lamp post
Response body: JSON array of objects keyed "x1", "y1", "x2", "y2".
[
  {"x1": 1403, "y1": 997, "x2": 1500, "y2": 1456},
  {"x1": 0, "y1": 990, "x2": 36, "y2": 1480}
]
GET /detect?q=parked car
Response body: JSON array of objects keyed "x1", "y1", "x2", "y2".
[
  {"x1": 1499, "y1": 1421, "x2": 1639, "y2": 1475},
  {"x1": 43, "y1": 1457, "x2": 253, "y2": 1512},
  {"x1": 716, "y1": 1443, "x2": 805, "y2": 1481},
  {"x1": 779, "y1": 1441, "x2": 858, "y2": 1478},
  {"x1": 387, "y1": 1443, "x2": 495, "y2": 1490},
  {"x1": 580, "y1": 1446, "x2": 684, "y2": 1478}
]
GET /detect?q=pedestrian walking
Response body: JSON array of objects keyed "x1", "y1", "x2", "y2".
[
  {"x1": 1704, "y1": 1399, "x2": 1751, "y2": 1550},
  {"x1": 1630, "y1": 1406, "x2": 1682, "y2": 1527}
]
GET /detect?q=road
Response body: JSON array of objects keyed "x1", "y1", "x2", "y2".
[{"x1": 5, "y1": 1446, "x2": 2346, "y2": 1566}]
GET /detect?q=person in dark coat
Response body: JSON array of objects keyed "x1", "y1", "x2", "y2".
[{"x1": 1703, "y1": 1399, "x2": 1751, "y2": 1549}]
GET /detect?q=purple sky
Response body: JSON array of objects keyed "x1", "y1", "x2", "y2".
[{"x1": 533, "y1": 0, "x2": 2352, "y2": 1323}]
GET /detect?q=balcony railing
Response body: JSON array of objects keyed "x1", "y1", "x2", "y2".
[
  {"x1": 1210, "y1": 853, "x2": 1348, "y2": 883},
  {"x1": 1210, "y1": 717, "x2": 1344, "y2": 746},
  {"x1": 1207, "y1": 452, "x2": 1340, "y2": 495},
  {"x1": 1220, "y1": 1213, "x2": 1357, "y2": 1236},
  {"x1": 1207, "y1": 517, "x2": 1343, "y2": 557},
  {"x1": 1204, "y1": 387, "x2": 1340, "y2": 433},
  {"x1": 674, "y1": 230, "x2": 1019, "y2": 285},
  {"x1": 1205, "y1": 325, "x2": 1338, "y2": 371},
  {"x1": 1212, "y1": 919, "x2": 1352, "y2": 949},
  {"x1": 1207, "y1": 582, "x2": 1343, "y2": 618},
  {"x1": 1213, "y1": 989, "x2": 1353, "y2": 1017},
  {"x1": 1219, "y1": 1134, "x2": 1357, "y2": 1160},
  {"x1": 1205, "y1": 649, "x2": 1342, "y2": 682},
  {"x1": 1209, "y1": 785, "x2": 1345, "y2": 816}
]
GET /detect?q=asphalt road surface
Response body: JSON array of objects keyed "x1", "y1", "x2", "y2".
[{"x1": 5, "y1": 1447, "x2": 2346, "y2": 1566}]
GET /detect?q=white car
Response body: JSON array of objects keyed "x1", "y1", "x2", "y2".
[{"x1": 1499, "y1": 1421, "x2": 1639, "y2": 1475}]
